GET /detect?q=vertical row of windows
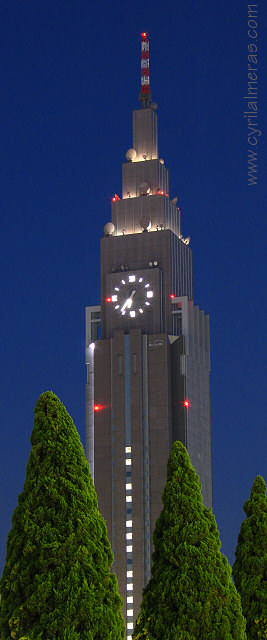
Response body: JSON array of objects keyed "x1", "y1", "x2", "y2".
[{"x1": 125, "y1": 446, "x2": 133, "y2": 638}]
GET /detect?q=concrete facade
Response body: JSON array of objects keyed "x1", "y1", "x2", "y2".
[{"x1": 85, "y1": 93, "x2": 212, "y2": 634}]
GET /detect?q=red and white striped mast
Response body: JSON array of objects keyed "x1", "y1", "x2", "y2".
[{"x1": 139, "y1": 32, "x2": 152, "y2": 108}]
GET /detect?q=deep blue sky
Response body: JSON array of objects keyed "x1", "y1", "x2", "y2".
[{"x1": 1, "y1": 1, "x2": 266, "y2": 574}]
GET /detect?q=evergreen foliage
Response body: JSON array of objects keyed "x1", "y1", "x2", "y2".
[
  {"x1": 232, "y1": 475, "x2": 267, "y2": 640},
  {"x1": 0, "y1": 391, "x2": 124, "y2": 640},
  {"x1": 133, "y1": 441, "x2": 246, "y2": 640}
]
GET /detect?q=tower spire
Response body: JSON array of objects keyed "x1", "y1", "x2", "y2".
[{"x1": 139, "y1": 32, "x2": 152, "y2": 108}]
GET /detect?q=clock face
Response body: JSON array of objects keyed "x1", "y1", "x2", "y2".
[{"x1": 108, "y1": 273, "x2": 154, "y2": 318}]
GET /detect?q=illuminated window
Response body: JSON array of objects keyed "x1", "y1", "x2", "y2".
[
  {"x1": 126, "y1": 545, "x2": 133, "y2": 552},
  {"x1": 129, "y1": 275, "x2": 136, "y2": 282},
  {"x1": 127, "y1": 609, "x2": 134, "y2": 616},
  {"x1": 127, "y1": 596, "x2": 133, "y2": 603},
  {"x1": 127, "y1": 570, "x2": 133, "y2": 577},
  {"x1": 125, "y1": 446, "x2": 131, "y2": 453},
  {"x1": 130, "y1": 310, "x2": 136, "y2": 318},
  {"x1": 147, "y1": 290, "x2": 153, "y2": 298},
  {"x1": 126, "y1": 483, "x2": 132, "y2": 490},
  {"x1": 127, "y1": 636, "x2": 132, "y2": 640},
  {"x1": 112, "y1": 295, "x2": 118, "y2": 302},
  {"x1": 126, "y1": 520, "x2": 132, "y2": 527},
  {"x1": 127, "y1": 622, "x2": 134, "y2": 630},
  {"x1": 126, "y1": 496, "x2": 132, "y2": 503},
  {"x1": 126, "y1": 532, "x2": 132, "y2": 540},
  {"x1": 126, "y1": 459, "x2": 132, "y2": 466},
  {"x1": 127, "y1": 583, "x2": 133, "y2": 591}
]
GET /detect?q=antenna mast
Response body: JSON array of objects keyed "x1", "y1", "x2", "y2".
[{"x1": 139, "y1": 32, "x2": 151, "y2": 108}]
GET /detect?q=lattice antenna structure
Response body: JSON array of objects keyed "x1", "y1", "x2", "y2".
[{"x1": 139, "y1": 32, "x2": 152, "y2": 108}]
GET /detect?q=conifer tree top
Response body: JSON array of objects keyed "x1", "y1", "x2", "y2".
[
  {"x1": 243, "y1": 475, "x2": 266, "y2": 516},
  {"x1": 232, "y1": 475, "x2": 266, "y2": 640},
  {"x1": 0, "y1": 391, "x2": 124, "y2": 640},
  {"x1": 134, "y1": 440, "x2": 246, "y2": 640}
]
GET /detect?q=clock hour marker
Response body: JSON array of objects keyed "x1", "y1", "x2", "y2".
[
  {"x1": 121, "y1": 279, "x2": 125, "y2": 284},
  {"x1": 145, "y1": 301, "x2": 150, "y2": 306},
  {"x1": 115, "y1": 305, "x2": 119, "y2": 309},
  {"x1": 115, "y1": 287, "x2": 119, "y2": 291},
  {"x1": 145, "y1": 283, "x2": 150, "y2": 288},
  {"x1": 139, "y1": 309, "x2": 144, "y2": 314},
  {"x1": 139, "y1": 277, "x2": 143, "y2": 282}
]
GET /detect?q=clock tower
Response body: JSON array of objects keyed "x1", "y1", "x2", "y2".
[{"x1": 85, "y1": 34, "x2": 212, "y2": 634}]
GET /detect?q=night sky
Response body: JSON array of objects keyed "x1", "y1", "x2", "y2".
[{"x1": 1, "y1": 1, "x2": 266, "y2": 575}]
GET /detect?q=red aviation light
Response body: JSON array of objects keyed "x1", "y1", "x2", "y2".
[
  {"x1": 158, "y1": 189, "x2": 165, "y2": 195},
  {"x1": 141, "y1": 32, "x2": 147, "y2": 38},
  {"x1": 106, "y1": 297, "x2": 111, "y2": 302},
  {"x1": 94, "y1": 405, "x2": 100, "y2": 412},
  {"x1": 184, "y1": 400, "x2": 190, "y2": 408},
  {"x1": 170, "y1": 294, "x2": 175, "y2": 299},
  {"x1": 112, "y1": 193, "x2": 120, "y2": 202}
]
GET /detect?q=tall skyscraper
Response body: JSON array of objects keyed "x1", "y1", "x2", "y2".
[{"x1": 86, "y1": 34, "x2": 212, "y2": 635}]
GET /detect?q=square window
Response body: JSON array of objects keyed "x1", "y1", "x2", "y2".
[
  {"x1": 127, "y1": 623, "x2": 134, "y2": 630},
  {"x1": 127, "y1": 609, "x2": 134, "y2": 617},
  {"x1": 126, "y1": 508, "x2": 132, "y2": 515},
  {"x1": 125, "y1": 446, "x2": 132, "y2": 453},
  {"x1": 127, "y1": 596, "x2": 133, "y2": 604},
  {"x1": 147, "y1": 290, "x2": 153, "y2": 298},
  {"x1": 127, "y1": 570, "x2": 133, "y2": 578},
  {"x1": 126, "y1": 545, "x2": 133, "y2": 552},
  {"x1": 126, "y1": 496, "x2": 132, "y2": 503},
  {"x1": 126, "y1": 520, "x2": 132, "y2": 527},
  {"x1": 129, "y1": 275, "x2": 136, "y2": 282},
  {"x1": 127, "y1": 584, "x2": 133, "y2": 591},
  {"x1": 125, "y1": 459, "x2": 132, "y2": 466},
  {"x1": 126, "y1": 483, "x2": 132, "y2": 490},
  {"x1": 126, "y1": 532, "x2": 132, "y2": 540}
]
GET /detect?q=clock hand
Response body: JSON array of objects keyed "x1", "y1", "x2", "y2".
[{"x1": 120, "y1": 290, "x2": 136, "y2": 313}]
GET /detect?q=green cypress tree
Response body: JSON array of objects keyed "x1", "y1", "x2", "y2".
[
  {"x1": 133, "y1": 441, "x2": 246, "y2": 640},
  {"x1": 0, "y1": 391, "x2": 125, "y2": 640},
  {"x1": 232, "y1": 475, "x2": 267, "y2": 640}
]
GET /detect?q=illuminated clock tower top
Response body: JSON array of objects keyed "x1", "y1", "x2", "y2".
[{"x1": 101, "y1": 33, "x2": 192, "y2": 339}]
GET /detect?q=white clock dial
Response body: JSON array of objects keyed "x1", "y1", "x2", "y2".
[{"x1": 109, "y1": 274, "x2": 154, "y2": 317}]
